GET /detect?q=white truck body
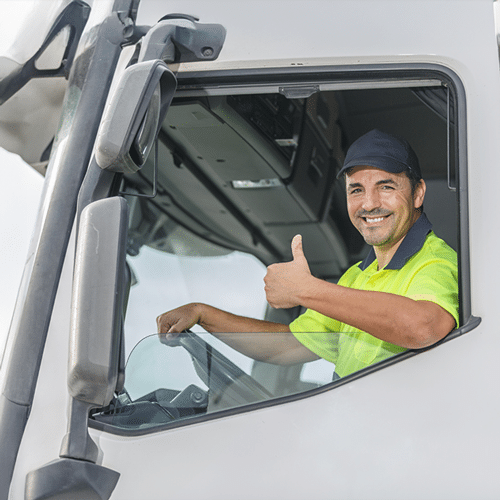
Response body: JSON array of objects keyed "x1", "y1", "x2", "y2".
[{"x1": 0, "y1": 1, "x2": 499, "y2": 499}]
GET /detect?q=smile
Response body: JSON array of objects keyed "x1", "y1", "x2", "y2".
[{"x1": 362, "y1": 215, "x2": 390, "y2": 224}]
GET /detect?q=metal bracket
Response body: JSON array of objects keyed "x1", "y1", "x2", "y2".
[
  {"x1": 119, "y1": 138, "x2": 159, "y2": 198},
  {"x1": 137, "y1": 15, "x2": 226, "y2": 64},
  {"x1": 25, "y1": 458, "x2": 120, "y2": 500}
]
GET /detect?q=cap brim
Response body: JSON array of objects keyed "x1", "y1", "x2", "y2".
[{"x1": 337, "y1": 156, "x2": 410, "y2": 179}]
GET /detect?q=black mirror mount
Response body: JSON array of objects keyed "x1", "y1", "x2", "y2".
[
  {"x1": 137, "y1": 17, "x2": 227, "y2": 64},
  {"x1": 94, "y1": 16, "x2": 227, "y2": 175}
]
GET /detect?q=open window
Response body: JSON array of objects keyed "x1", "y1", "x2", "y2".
[{"x1": 90, "y1": 66, "x2": 474, "y2": 436}]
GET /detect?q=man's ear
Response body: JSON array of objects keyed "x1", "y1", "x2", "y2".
[{"x1": 414, "y1": 179, "x2": 426, "y2": 209}]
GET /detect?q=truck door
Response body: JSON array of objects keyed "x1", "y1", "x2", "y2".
[{"x1": 86, "y1": 69, "x2": 474, "y2": 499}]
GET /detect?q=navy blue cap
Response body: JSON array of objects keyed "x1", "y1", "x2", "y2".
[{"x1": 337, "y1": 129, "x2": 421, "y2": 179}]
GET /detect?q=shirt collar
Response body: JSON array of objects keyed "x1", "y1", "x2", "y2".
[{"x1": 358, "y1": 213, "x2": 433, "y2": 271}]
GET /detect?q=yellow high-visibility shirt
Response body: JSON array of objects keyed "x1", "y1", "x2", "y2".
[{"x1": 289, "y1": 214, "x2": 459, "y2": 378}]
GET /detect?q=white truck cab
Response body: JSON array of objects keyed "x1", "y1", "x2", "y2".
[{"x1": 0, "y1": 1, "x2": 499, "y2": 498}]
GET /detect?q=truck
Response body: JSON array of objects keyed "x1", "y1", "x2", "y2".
[{"x1": 0, "y1": 0, "x2": 497, "y2": 498}]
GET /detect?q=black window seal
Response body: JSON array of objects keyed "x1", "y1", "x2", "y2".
[{"x1": 89, "y1": 62, "x2": 477, "y2": 437}]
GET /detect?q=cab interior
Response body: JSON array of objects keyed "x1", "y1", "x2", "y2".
[
  {"x1": 92, "y1": 83, "x2": 459, "y2": 432},
  {"x1": 123, "y1": 85, "x2": 456, "y2": 280}
]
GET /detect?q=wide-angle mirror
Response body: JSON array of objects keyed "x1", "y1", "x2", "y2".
[{"x1": 95, "y1": 59, "x2": 176, "y2": 174}]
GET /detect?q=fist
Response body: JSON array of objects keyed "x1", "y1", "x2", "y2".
[
  {"x1": 156, "y1": 303, "x2": 202, "y2": 338},
  {"x1": 264, "y1": 235, "x2": 312, "y2": 309}
]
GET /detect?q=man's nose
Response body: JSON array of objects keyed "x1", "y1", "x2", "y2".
[{"x1": 361, "y1": 189, "x2": 381, "y2": 211}]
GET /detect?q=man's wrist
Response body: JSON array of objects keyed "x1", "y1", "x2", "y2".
[
  {"x1": 295, "y1": 275, "x2": 323, "y2": 307},
  {"x1": 194, "y1": 303, "x2": 212, "y2": 331}
]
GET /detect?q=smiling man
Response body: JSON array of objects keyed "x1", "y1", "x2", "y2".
[{"x1": 157, "y1": 129, "x2": 459, "y2": 377}]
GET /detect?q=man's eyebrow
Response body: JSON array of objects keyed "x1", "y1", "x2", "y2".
[
  {"x1": 347, "y1": 178, "x2": 398, "y2": 190},
  {"x1": 376, "y1": 178, "x2": 397, "y2": 185}
]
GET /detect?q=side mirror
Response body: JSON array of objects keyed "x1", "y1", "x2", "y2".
[
  {"x1": 95, "y1": 59, "x2": 176, "y2": 174},
  {"x1": 68, "y1": 196, "x2": 128, "y2": 406},
  {"x1": 31, "y1": 197, "x2": 129, "y2": 495}
]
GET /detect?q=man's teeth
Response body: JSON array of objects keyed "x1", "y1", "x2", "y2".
[{"x1": 365, "y1": 217, "x2": 385, "y2": 223}]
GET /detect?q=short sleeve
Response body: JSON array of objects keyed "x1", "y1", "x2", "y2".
[
  {"x1": 405, "y1": 257, "x2": 459, "y2": 328},
  {"x1": 289, "y1": 309, "x2": 343, "y2": 364}
]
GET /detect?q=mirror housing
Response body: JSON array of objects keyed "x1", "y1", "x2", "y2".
[
  {"x1": 68, "y1": 196, "x2": 128, "y2": 406},
  {"x1": 95, "y1": 59, "x2": 176, "y2": 174}
]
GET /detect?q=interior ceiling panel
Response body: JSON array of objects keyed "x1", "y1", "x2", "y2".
[
  {"x1": 337, "y1": 88, "x2": 447, "y2": 179},
  {"x1": 124, "y1": 85, "x2": 453, "y2": 279},
  {"x1": 165, "y1": 101, "x2": 291, "y2": 181}
]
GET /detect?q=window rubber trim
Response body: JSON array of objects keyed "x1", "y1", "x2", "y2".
[{"x1": 89, "y1": 62, "x2": 476, "y2": 437}]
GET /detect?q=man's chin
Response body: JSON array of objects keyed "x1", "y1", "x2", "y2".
[{"x1": 360, "y1": 230, "x2": 391, "y2": 247}]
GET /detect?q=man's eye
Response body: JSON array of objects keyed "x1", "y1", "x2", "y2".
[
  {"x1": 381, "y1": 185, "x2": 395, "y2": 190},
  {"x1": 349, "y1": 188, "x2": 361, "y2": 194}
]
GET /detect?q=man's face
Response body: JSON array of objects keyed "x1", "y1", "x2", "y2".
[{"x1": 345, "y1": 166, "x2": 426, "y2": 251}]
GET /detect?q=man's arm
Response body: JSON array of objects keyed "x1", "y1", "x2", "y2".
[
  {"x1": 156, "y1": 303, "x2": 319, "y2": 365},
  {"x1": 264, "y1": 235, "x2": 456, "y2": 349}
]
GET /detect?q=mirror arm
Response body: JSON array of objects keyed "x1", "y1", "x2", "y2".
[
  {"x1": 59, "y1": 399, "x2": 99, "y2": 463},
  {"x1": 137, "y1": 17, "x2": 226, "y2": 64},
  {"x1": 119, "y1": 135, "x2": 159, "y2": 198}
]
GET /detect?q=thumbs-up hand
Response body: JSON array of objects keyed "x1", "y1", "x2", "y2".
[
  {"x1": 290, "y1": 233, "x2": 308, "y2": 266},
  {"x1": 264, "y1": 235, "x2": 313, "y2": 309}
]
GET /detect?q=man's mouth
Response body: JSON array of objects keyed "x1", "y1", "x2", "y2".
[{"x1": 362, "y1": 214, "x2": 391, "y2": 224}]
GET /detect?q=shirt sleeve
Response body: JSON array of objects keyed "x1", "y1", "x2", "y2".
[
  {"x1": 289, "y1": 309, "x2": 343, "y2": 364},
  {"x1": 405, "y1": 257, "x2": 459, "y2": 328}
]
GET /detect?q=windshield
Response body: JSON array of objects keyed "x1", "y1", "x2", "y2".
[{"x1": 124, "y1": 243, "x2": 268, "y2": 360}]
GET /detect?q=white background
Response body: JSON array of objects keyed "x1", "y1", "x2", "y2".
[
  {"x1": 0, "y1": 149, "x2": 43, "y2": 349},
  {"x1": 0, "y1": 0, "x2": 48, "y2": 348}
]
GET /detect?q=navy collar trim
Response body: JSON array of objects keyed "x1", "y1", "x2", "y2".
[{"x1": 358, "y1": 213, "x2": 433, "y2": 271}]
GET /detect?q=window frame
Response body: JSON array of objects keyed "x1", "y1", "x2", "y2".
[{"x1": 89, "y1": 62, "x2": 478, "y2": 437}]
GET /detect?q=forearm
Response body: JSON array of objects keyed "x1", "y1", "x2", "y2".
[
  {"x1": 297, "y1": 278, "x2": 453, "y2": 348},
  {"x1": 157, "y1": 303, "x2": 317, "y2": 364},
  {"x1": 196, "y1": 303, "x2": 289, "y2": 334},
  {"x1": 197, "y1": 304, "x2": 317, "y2": 364}
]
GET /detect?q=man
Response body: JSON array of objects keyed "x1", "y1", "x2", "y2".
[{"x1": 157, "y1": 129, "x2": 459, "y2": 377}]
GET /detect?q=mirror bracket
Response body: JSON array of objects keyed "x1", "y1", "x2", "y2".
[
  {"x1": 94, "y1": 16, "x2": 226, "y2": 175},
  {"x1": 59, "y1": 399, "x2": 99, "y2": 463},
  {"x1": 118, "y1": 137, "x2": 159, "y2": 198},
  {"x1": 25, "y1": 457, "x2": 119, "y2": 500},
  {"x1": 137, "y1": 16, "x2": 226, "y2": 64}
]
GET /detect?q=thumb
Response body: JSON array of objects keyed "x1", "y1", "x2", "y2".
[{"x1": 291, "y1": 234, "x2": 306, "y2": 262}]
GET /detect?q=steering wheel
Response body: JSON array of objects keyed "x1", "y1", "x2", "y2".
[{"x1": 162, "y1": 330, "x2": 273, "y2": 403}]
